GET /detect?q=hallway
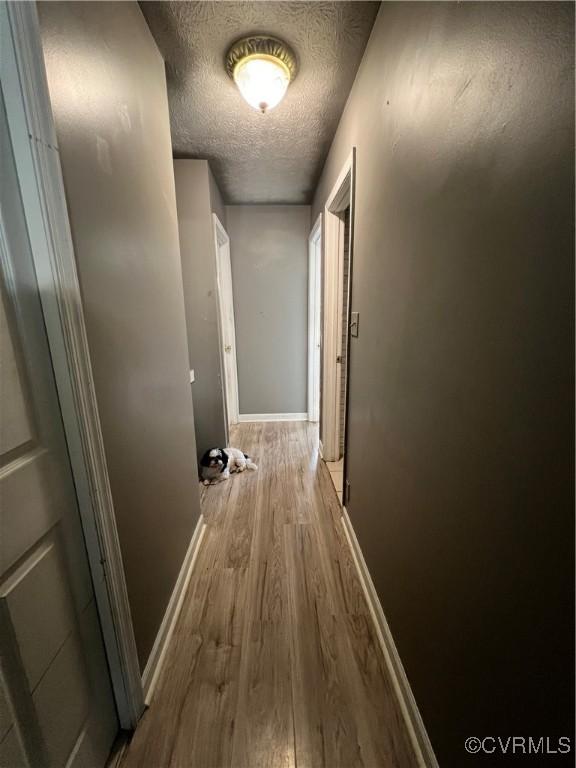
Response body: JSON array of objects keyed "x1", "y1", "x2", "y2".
[
  {"x1": 120, "y1": 422, "x2": 416, "y2": 768},
  {"x1": 2, "y1": 3, "x2": 573, "y2": 765}
]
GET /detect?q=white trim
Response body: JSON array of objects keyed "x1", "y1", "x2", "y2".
[
  {"x1": 340, "y1": 507, "x2": 439, "y2": 768},
  {"x1": 142, "y1": 516, "x2": 206, "y2": 705},
  {"x1": 322, "y1": 150, "x2": 355, "y2": 462},
  {"x1": 212, "y1": 214, "x2": 240, "y2": 435},
  {"x1": 1, "y1": 1, "x2": 144, "y2": 727},
  {"x1": 308, "y1": 213, "x2": 322, "y2": 423},
  {"x1": 238, "y1": 413, "x2": 308, "y2": 423}
]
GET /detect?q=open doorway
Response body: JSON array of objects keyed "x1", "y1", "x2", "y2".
[
  {"x1": 212, "y1": 213, "x2": 240, "y2": 438},
  {"x1": 321, "y1": 150, "x2": 355, "y2": 505},
  {"x1": 308, "y1": 214, "x2": 322, "y2": 423}
]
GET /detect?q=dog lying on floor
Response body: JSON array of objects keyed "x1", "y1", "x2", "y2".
[{"x1": 199, "y1": 447, "x2": 258, "y2": 485}]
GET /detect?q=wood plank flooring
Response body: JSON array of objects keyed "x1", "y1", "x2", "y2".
[{"x1": 120, "y1": 422, "x2": 417, "y2": 768}]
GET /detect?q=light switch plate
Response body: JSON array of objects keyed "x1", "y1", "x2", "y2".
[
  {"x1": 190, "y1": 369, "x2": 195, "y2": 383},
  {"x1": 350, "y1": 311, "x2": 359, "y2": 337}
]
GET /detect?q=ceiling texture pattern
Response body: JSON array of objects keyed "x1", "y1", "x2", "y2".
[{"x1": 140, "y1": 1, "x2": 380, "y2": 204}]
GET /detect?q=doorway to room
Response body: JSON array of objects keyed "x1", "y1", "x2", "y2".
[
  {"x1": 212, "y1": 213, "x2": 240, "y2": 439},
  {"x1": 321, "y1": 151, "x2": 355, "y2": 505},
  {"x1": 308, "y1": 214, "x2": 322, "y2": 424}
]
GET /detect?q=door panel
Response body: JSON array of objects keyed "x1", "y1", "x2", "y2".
[
  {"x1": 0, "y1": 725, "x2": 27, "y2": 768},
  {"x1": 1, "y1": 450, "x2": 59, "y2": 572},
  {"x1": 1, "y1": 539, "x2": 77, "y2": 691},
  {"x1": 0, "y1": 682, "x2": 13, "y2": 743},
  {"x1": 0, "y1": 85, "x2": 117, "y2": 767},
  {"x1": 0, "y1": 287, "x2": 34, "y2": 455},
  {"x1": 33, "y1": 631, "x2": 90, "y2": 766}
]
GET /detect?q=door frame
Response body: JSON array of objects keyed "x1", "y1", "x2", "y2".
[
  {"x1": 308, "y1": 213, "x2": 322, "y2": 423},
  {"x1": 2, "y1": 1, "x2": 144, "y2": 728},
  {"x1": 322, "y1": 149, "x2": 356, "y2": 463},
  {"x1": 212, "y1": 213, "x2": 240, "y2": 435}
]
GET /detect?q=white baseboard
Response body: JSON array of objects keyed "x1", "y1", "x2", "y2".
[
  {"x1": 142, "y1": 514, "x2": 206, "y2": 705},
  {"x1": 238, "y1": 413, "x2": 308, "y2": 422},
  {"x1": 341, "y1": 507, "x2": 438, "y2": 768}
]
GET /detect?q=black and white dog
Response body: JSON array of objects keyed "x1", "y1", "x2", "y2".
[{"x1": 199, "y1": 447, "x2": 258, "y2": 485}]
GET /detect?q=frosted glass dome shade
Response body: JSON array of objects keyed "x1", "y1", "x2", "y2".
[{"x1": 233, "y1": 55, "x2": 291, "y2": 113}]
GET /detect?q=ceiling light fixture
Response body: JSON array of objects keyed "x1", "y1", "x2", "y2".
[{"x1": 225, "y1": 35, "x2": 297, "y2": 114}]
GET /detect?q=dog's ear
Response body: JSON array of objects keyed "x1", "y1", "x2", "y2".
[
  {"x1": 200, "y1": 450, "x2": 211, "y2": 467},
  {"x1": 220, "y1": 449, "x2": 229, "y2": 467}
]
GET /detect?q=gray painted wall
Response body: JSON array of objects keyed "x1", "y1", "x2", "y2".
[
  {"x1": 39, "y1": 0, "x2": 202, "y2": 670},
  {"x1": 313, "y1": 3, "x2": 574, "y2": 765},
  {"x1": 174, "y1": 160, "x2": 227, "y2": 456},
  {"x1": 226, "y1": 206, "x2": 310, "y2": 415}
]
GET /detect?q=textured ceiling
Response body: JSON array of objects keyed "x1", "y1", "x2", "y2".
[{"x1": 140, "y1": 1, "x2": 380, "y2": 204}]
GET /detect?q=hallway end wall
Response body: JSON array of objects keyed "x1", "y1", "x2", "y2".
[
  {"x1": 38, "y1": 0, "x2": 202, "y2": 670},
  {"x1": 313, "y1": 2, "x2": 574, "y2": 765},
  {"x1": 226, "y1": 205, "x2": 310, "y2": 417}
]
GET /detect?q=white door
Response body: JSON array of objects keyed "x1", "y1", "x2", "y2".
[
  {"x1": 308, "y1": 216, "x2": 322, "y2": 422},
  {"x1": 0, "y1": 88, "x2": 118, "y2": 768},
  {"x1": 213, "y1": 214, "x2": 239, "y2": 432}
]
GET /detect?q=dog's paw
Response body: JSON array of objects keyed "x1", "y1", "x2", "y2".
[{"x1": 203, "y1": 479, "x2": 210, "y2": 486}]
